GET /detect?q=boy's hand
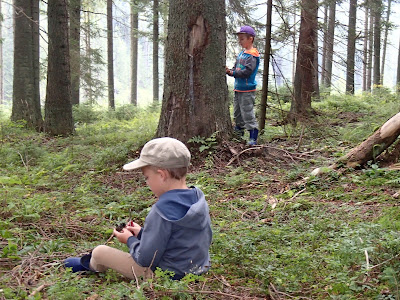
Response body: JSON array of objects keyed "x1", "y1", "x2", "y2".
[
  {"x1": 225, "y1": 66, "x2": 233, "y2": 76},
  {"x1": 126, "y1": 222, "x2": 142, "y2": 237},
  {"x1": 113, "y1": 228, "x2": 133, "y2": 244}
]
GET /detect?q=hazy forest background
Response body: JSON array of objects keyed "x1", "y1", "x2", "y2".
[
  {"x1": 2, "y1": 0, "x2": 400, "y2": 299},
  {"x1": 1, "y1": 0, "x2": 400, "y2": 110}
]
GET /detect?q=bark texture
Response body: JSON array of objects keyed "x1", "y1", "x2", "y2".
[
  {"x1": 259, "y1": 0, "x2": 272, "y2": 132},
  {"x1": 290, "y1": 0, "x2": 318, "y2": 121},
  {"x1": 320, "y1": 4, "x2": 328, "y2": 85},
  {"x1": 153, "y1": 0, "x2": 159, "y2": 103},
  {"x1": 397, "y1": 36, "x2": 400, "y2": 93},
  {"x1": 0, "y1": 0, "x2": 3, "y2": 103},
  {"x1": 345, "y1": 0, "x2": 357, "y2": 94},
  {"x1": 107, "y1": 0, "x2": 115, "y2": 109},
  {"x1": 372, "y1": 0, "x2": 382, "y2": 88},
  {"x1": 362, "y1": 6, "x2": 368, "y2": 91},
  {"x1": 367, "y1": 14, "x2": 373, "y2": 91},
  {"x1": 324, "y1": 0, "x2": 335, "y2": 89},
  {"x1": 380, "y1": 0, "x2": 391, "y2": 83},
  {"x1": 130, "y1": 1, "x2": 138, "y2": 106},
  {"x1": 44, "y1": 0, "x2": 73, "y2": 136},
  {"x1": 12, "y1": 0, "x2": 42, "y2": 130},
  {"x1": 69, "y1": 0, "x2": 81, "y2": 105},
  {"x1": 156, "y1": 0, "x2": 231, "y2": 142}
]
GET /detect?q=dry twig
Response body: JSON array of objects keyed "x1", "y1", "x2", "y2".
[
  {"x1": 226, "y1": 144, "x2": 311, "y2": 167},
  {"x1": 131, "y1": 266, "x2": 140, "y2": 290},
  {"x1": 29, "y1": 283, "x2": 50, "y2": 298}
]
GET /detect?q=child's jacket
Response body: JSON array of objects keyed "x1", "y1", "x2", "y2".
[
  {"x1": 127, "y1": 187, "x2": 212, "y2": 279},
  {"x1": 232, "y1": 48, "x2": 260, "y2": 92}
]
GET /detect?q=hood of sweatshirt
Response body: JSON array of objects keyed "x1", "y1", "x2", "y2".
[{"x1": 154, "y1": 187, "x2": 210, "y2": 230}]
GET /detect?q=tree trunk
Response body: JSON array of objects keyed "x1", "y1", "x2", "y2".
[
  {"x1": 313, "y1": 31, "x2": 319, "y2": 100},
  {"x1": 345, "y1": 0, "x2": 357, "y2": 94},
  {"x1": 320, "y1": 3, "x2": 328, "y2": 86},
  {"x1": 107, "y1": 0, "x2": 115, "y2": 109},
  {"x1": 83, "y1": 11, "x2": 95, "y2": 103},
  {"x1": 292, "y1": 1, "x2": 297, "y2": 83},
  {"x1": 366, "y1": 14, "x2": 373, "y2": 91},
  {"x1": 259, "y1": 0, "x2": 272, "y2": 132},
  {"x1": 153, "y1": 0, "x2": 159, "y2": 103},
  {"x1": 380, "y1": 0, "x2": 391, "y2": 84},
  {"x1": 396, "y1": 36, "x2": 400, "y2": 94},
  {"x1": 290, "y1": 0, "x2": 318, "y2": 121},
  {"x1": 372, "y1": 0, "x2": 382, "y2": 89},
  {"x1": 362, "y1": 5, "x2": 368, "y2": 92},
  {"x1": 325, "y1": 0, "x2": 335, "y2": 90},
  {"x1": 156, "y1": 0, "x2": 232, "y2": 142},
  {"x1": 69, "y1": 0, "x2": 81, "y2": 105},
  {"x1": 0, "y1": 0, "x2": 3, "y2": 104},
  {"x1": 44, "y1": 0, "x2": 73, "y2": 136},
  {"x1": 11, "y1": 0, "x2": 42, "y2": 130},
  {"x1": 130, "y1": 1, "x2": 138, "y2": 106}
]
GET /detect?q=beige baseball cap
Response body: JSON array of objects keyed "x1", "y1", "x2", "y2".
[{"x1": 123, "y1": 137, "x2": 191, "y2": 170}]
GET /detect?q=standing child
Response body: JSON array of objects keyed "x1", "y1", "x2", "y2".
[
  {"x1": 226, "y1": 25, "x2": 260, "y2": 145},
  {"x1": 65, "y1": 137, "x2": 212, "y2": 280}
]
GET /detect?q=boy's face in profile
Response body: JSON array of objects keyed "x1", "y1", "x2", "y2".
[
  {"x1": 237, "y1": 33, "x2": 253, "y2": 49},
  {"x1": 141, "y1": 166, "x2": 165, "y2": 198}
]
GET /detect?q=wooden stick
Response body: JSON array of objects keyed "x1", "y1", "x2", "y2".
[
  {"x1": 29, "y1": 283, "x2": 49, "y2": 297},
  {"x1": 131, "y1": 266, "x2": 140, "y2": 289},
  {"x1": 105, "y1": 233, "x2": 115, "y2": 244}
]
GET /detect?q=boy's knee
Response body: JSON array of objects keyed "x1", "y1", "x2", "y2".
[
  {"x1": 90, "y1": 245, "x2": 110, "y2": 272},
  {"x1": 91, "y1": 245, "x2": 109, "y2": 260}
]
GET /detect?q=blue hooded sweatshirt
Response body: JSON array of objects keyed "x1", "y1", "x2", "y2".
[
  {"x1": 232, "y1": 48, "x2": 260, "y2": 92},
  {"x1": 127, "y1": 187, "x2": 212, "y2": 279}
]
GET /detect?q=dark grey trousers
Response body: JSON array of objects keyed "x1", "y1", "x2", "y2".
[{"x1": 234, "y1": 91, "x2": 258, "y2": 130}]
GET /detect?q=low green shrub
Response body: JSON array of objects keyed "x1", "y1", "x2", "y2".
[{"x1": 72, "y1": 104, "x2": 101, "y2": 124}]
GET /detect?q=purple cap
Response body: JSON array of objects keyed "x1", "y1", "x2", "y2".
[{"x1": 236, "y1": 25, "x2": 256, "y2": 37}]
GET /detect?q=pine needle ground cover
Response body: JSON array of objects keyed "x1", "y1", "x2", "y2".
[{"x1": 1, "y1": 97, "x2": 400, "y2": 299}]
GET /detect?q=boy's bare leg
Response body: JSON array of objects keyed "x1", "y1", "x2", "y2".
[{"x1": 90, "y1": 245, "x2": 153, "y2": 279}]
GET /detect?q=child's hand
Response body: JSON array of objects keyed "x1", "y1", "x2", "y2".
[
  {"x1": 113, "y1": 228, "x2": 133, "y2": 244},
  {"x1": 225, "y1": 66, "x2": 232, "y2": 75},
  {"x1": 126, "y1": 222, "x2": 142, "y2": 237}
]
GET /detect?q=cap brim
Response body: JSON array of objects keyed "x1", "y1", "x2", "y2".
[
  {"x1": 123, "y1": 159, "x2": 149, "y2": 171},
  {"x1": 236, "y1": 31, "x2": 254, "y2": 36}
]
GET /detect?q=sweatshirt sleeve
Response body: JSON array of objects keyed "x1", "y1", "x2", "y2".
[
  {"x1": 127, "y1": 208, "x2": 171, "y2": 269},
  {"x1": 227, "y1": 61, "x2": 237, "y2": 77},
  {"x1": 233, "y1": 55, "x2": 257, "y2": 78}
]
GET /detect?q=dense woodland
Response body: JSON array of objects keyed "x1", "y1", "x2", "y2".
[
  {"x1": 1, "y1": 0, "x2": 400, "y2": 299},
  {"x1": 1, "y1": 0, "x2": 400, "y2": 135}
]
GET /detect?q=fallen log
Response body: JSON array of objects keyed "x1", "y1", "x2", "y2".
[{"x1": 312, "y1": 112, "x2": 400, "y2": 175}]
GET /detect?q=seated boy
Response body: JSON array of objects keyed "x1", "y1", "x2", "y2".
[{"x1": 65, "y1": 137, "x2": 212, "y2": 280}]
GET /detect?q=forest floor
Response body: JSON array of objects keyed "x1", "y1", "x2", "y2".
[{"x1": 1, "y1": 94, "x2": 400, "y2": 299}]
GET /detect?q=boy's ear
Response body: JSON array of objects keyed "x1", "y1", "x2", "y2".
[{"x1": 158, "y1": 169, "x2": 170, "y2": 180}]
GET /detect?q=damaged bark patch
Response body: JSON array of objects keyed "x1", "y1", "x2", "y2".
[{"x1": 188, "y1": 15, "x2": 209, "y2": 55}]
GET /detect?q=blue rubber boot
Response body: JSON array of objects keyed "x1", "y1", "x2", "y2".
[
  {"x1": 64, "y1": 253, "x2": 93, "y2": 272},
  {"x1": 248, "y1": 128, "x2": 259, "y2": 146},
  {"x1": 234, "y1": 125, "x2": 244, "y2": 137}
]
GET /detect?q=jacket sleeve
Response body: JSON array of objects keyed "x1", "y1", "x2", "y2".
[
  {"x1": 227, "y1": 61, "x2": 237, "y2": 77},
  {"x1": 233, "y1": 55, "x2": 257, "y2": 78},
  {"x1": 126, "y1": 208, "x2": 171, "y2": 268}
]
